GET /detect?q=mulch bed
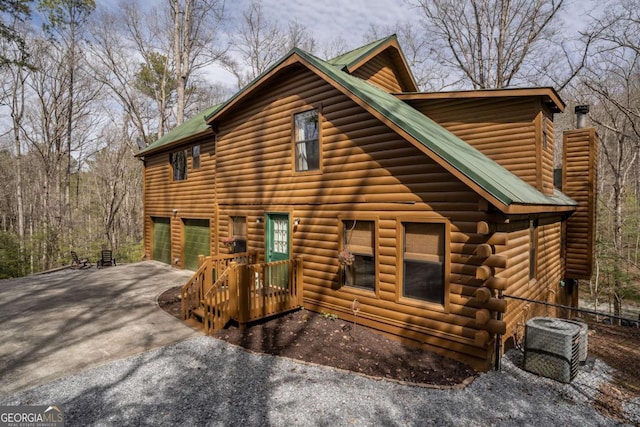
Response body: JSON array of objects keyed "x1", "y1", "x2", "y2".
[{"x1": 157, "y1": 286, "x2": 476, "y2": 387}]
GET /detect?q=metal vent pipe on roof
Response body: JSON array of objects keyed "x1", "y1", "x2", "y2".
[{"x1": 575, "y1": 105, "x2": 589, "y2": 129}]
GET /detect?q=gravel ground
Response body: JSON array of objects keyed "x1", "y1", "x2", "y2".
[{"x1": 1, "y1": 336, "x2": 638, "y2": 426}]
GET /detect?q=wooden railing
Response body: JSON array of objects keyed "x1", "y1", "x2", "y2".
[
  {"x1": 234, "y1": 257, "x2": 304, "y2": 326},
  {"x1": 181, "y1": 252, "x2": 256, "y2": 322},
  {"x1": 201, "y1": 265, "x2": 232, "y2": 333},
  {"x1": 181, "y1": 254, "x2": 304, "y2": 332}
]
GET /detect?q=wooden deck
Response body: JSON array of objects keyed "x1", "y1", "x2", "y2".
[{"x1": 181, "y1": 253, "x2": 304, "y2": 333}]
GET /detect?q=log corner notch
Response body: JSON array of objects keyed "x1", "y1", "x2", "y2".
[
  {"x1": 476, "y1": 220, "x2": 492, "y2": 235},
  {"x1": 472, "y1": 220, "x2": 508, "y2": 343}
]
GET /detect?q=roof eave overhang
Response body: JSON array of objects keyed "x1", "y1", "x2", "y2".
[
  {"x1": 396, "y1": 87, "x2": 566, "y2": 113},
  {"x1": 501, "y1": 203, "x2": 577, "y2": 215},
  {"x1": 134, "y1": 129, "x2": 213, "y2": 158}
]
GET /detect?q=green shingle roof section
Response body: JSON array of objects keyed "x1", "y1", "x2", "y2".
[
  {"x1": 300, "y1": 49, "x2": 576, "y2": 207},
  {"x1": 328, "y1": 34, "x2": 398, "y2": 70},
  {"x1": 137, "y1": 104, "x2": 221, "y2": 156}
]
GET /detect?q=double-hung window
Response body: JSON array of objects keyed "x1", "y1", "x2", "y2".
[
  {"x1": 343, "y1": 220, "x2": 375, "y2": 291},
  {"x1": 402, "y1": 222, "x2": 447, "y2": 306},
  {"x1": 231, "y1": 216, "x2": 247, "y2": 254},
  {"x1": 294, "y1": 109, "x2": 320, "y2": 172},
  {"x1": 171, "y1": 149, "x2": 188, "y2": 181}
]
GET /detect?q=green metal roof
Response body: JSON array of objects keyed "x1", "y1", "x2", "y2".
[
  {"x1": 298, "y1": 49, "x2": 575, "y2": 208},
  {"x1": 328, "y1": 34, "x2": 398, "y2": 70},
  {"x1": 138, "y1": 38, "x2": 575, "y2": 209},
  {"x1": 137, "y1": 104, "x2": 222, "y2": 156}
]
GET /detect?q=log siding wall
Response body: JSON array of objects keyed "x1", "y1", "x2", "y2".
[
  {"x1": 209, "y1": 64, "x2": 505, "y2": 369},
  {"x1": 540, "y1": 110, "x2": 555, "y2": 195},
  {"x1": 352, "y1": 51, "x2": 404, "y2": 93},
  {"x1": 406, "y1": 97, "x2": 555, "y2": 195},
  {"x1": 563, "y1": 129, "x2": 599, "y2": 279},
  {"x1": 143, "y1": 140, "x2": 217, "y2": 265},
  {"x1": 500, "y1": 222, "x2": 563, "y2": 346},
  {"x1": 142, "y1": 63, "x2": 568, "y2": 370}
]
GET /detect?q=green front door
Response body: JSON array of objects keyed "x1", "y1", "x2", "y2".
[
  {"x1": 266, "y1": 213, "x2": 290, "y2": 288},
  {"x1": 266, "y1": 213, "x2": 289, "y2": 262},
  {"x1": 183, "y1": 219, "x2": 210, "y2": 271},
  {"x1": 152, "y1": 217, "x2": 171, "y2": 264}
]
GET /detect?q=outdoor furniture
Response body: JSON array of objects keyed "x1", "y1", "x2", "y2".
[
  {"x1": 70, "y1": 251, "x2": 92, "y2": 269},
  {"x1": 97, "y1": 250, "x2": 116, "y2": 268}
]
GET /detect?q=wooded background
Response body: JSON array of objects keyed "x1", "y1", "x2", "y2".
[{"x1": 1, "y1": 0, "x2": 638, "y2": 317}]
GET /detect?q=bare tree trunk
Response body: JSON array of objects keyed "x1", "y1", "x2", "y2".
[
  {"x1": 65, "y1": 32, "x2": 75, "y2": 245},
  {"x1": 413, "y1": 0, "x2": 589, "y2": 89},
  {"x1": 10, "y1": 65, "x2": 26, "y2": 252},
  {"x1": 172, "y1": 0, "x2": 189, "y2": 126},
  {"x1": 613, "y1": 179, "x2": 623, "y2": 321}
]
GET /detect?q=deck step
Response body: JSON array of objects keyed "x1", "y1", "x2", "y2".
[
  {"x1": 184, "y1": 318, "x2": 204, "y2": 331},
  {"x1": 192, "y1": 307, "x2": 205, "y2": 320}
]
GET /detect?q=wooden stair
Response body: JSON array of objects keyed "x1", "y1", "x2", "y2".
[
  {"x1": 185, "y1": 305, "x2": 207, "y2": 331},
  {"x1": 184, "y1": 317, "x2": 204, "y2": 330},
  {"x1": 181, "y1": 254, "x2": 304, "y2": 334}
]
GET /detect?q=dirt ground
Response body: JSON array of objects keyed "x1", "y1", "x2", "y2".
[
  {"x1": 580, "y1": 318, "x2": 640, "y2": 423},
  {"x1": 157, "y1": 286, "x2": 640, "y2": 398}
]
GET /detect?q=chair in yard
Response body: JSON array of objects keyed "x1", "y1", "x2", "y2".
[
  {"x1": 71, "y1": 251, "x2": 92, "y2": 269},
  {"x1": 97, "y1": 250, "x2": 116, "y2": 268}
]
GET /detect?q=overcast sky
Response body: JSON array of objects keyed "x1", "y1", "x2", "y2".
[
  {"x1": 253, "y1": 0, "x2": 420, "y2": 45},
  {"x1": 231, "y1": 0, "x2": 594, "y2": 47},
  {"x1": 96, "y1": 0, "x2": 598, "y2": 87}
]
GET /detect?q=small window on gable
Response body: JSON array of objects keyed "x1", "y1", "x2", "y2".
[
  {"x1": 294, "y1": 109, "x2": 320, "y2": 172},
  {"x1": 171, "y1": 149, "x2": 188, "y2": 181},
  {"x1": 192, "y1": 145, "x2": 200, "y2": 169},
  {"x1": 343, "y1": 220, "x2": 375, "y2": 291},
  {"x1": 529, "y1": 219, "x2": 537, "y2": 281},
  {"x1": 542, "y1": 116, "x2": 548, "y2": 150},
  {"x1": 231, "y1": 216, "x2": 247, "y2": 254},
  {"x1": 402, "y1": 222, "x2": 446, "y2": 306}
]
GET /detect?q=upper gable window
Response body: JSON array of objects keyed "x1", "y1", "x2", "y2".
[
  {"x1": 294, "y1": 109, "x2": 320, "y2": 172},
  {"x1": 529, "y1": 219, "x2": 537, "y2": 281},
  {"x1": 171, "y1": 149, "x2": 188, "y2": 181}
]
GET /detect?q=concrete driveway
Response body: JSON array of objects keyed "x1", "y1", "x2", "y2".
[{"x1": 0, "y1": 261, "x2": 200, "y2": 396}]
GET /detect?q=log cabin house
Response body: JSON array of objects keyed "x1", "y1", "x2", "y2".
[{"x1": 135, "y1": 35, "x2": 598, "y2": 371}]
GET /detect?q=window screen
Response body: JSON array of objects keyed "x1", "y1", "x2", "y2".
[{"x1": 403, "y1": 222, "x2": 445, "y2": 305}]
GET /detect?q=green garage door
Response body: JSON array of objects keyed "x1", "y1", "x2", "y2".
[
  {"x1": 152, "y1": 217, "x2": 171, "y2": 264},
  {"x1": 183, "y1": 219, "x2": 210, "y2": 271}
]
